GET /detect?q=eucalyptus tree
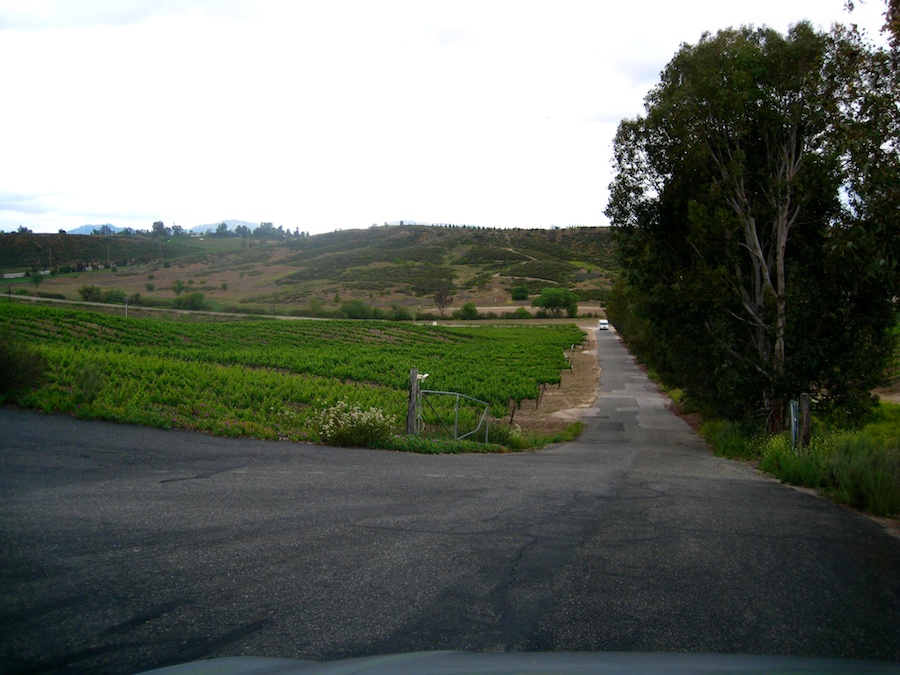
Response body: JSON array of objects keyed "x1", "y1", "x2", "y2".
[{"x1": 606, "y1": 20, "x2": 898, "y2": 427}]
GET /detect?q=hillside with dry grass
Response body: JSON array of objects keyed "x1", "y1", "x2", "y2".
[{"x1": 1, "y1": 225, "x2": 614, "y2": 317}]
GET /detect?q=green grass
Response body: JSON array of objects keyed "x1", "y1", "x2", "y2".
[
  {"x1": 702, "y1": 407, "x2": 900, "y2": 517},
  {"x1": 374, "y1": 421, "x2": 584, "y2": 454},
  {"x1": 757, "y1": 434, "x2": 830, "y2": 488},
  {"x1": 376, "y1": 435, "x2": 508, "y2": 454},
  {"x1": 863, "y1": 400, "x2": 900, "y2": 445},
  {"x1": 699, "y1": 419, "x2": 758, "y2": 460},
  {"x1": 828, "y1": 433, "x2": 900, "y2": 515}
]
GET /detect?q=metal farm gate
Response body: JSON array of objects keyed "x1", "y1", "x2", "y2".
[{"x1": 406, "y1": 368, "x2": 491, "y2": 442}]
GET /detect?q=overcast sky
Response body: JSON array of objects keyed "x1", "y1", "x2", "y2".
[{"x1": 0, "y1": 0, "x2": 889, "y2": 235}]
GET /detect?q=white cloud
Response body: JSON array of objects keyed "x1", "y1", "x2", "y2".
[{"x1": 0, "y1": 0, "x2": 889, "y2": 233}]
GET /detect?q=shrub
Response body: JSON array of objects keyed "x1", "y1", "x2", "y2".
[
  {"x1": 486, "y1": 422, "x2": 526, "y2": 449},
  {"x1": 78, "y1": 284, "x2": 105, "y2": 302},
  {"x1": 511, "y1": 285, "x2": 530, "y2": 301},
  {"x1": 0, "y1": 329, "x2": 49, "y2": 403},
  {"x1": 503, "y1": 307, "x2": 532, "y2": 320},
  {"x1": 104, "y1": 289, "x2": 127, "y2": 304},
  {"x1": 172, "y1": 292, "x2": 209, "y2": 311},
  {"x1": 311, "y1": 401, "x2": 397, "y2": 447},
  {"x1": 77, "y1": 285, "x2": 132, "y2": 304},
  {"x1": 340, "y1": 300, "x2": 375, "y2": 319},
  {"x1": 453, "y1": 302, "x2": 479, "y2": 320},
  {"x1": 74, "y1": 362, "x2": 106, "y2": 405},
  {"x1": 387, "y1": 304, "x2": 413, "y2": 321}
]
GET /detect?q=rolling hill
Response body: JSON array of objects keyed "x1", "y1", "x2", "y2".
[{"x1": 0, "y1": 225, "x2": 615, "y2": 316}]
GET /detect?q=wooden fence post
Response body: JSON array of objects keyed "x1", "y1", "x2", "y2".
[
  {"x1": 800, "y1": 393, "x2": 811, "y2": 449},
  {"x1": 407, "y1": 368, "x2": 418, "y2": 435}
]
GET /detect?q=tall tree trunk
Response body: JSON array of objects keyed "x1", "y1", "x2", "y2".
[{"x1": 717, "y1": 127, "x2": 802, "y2": 431}]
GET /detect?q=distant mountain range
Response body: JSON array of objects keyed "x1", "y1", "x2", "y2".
[{"x1": 67, "y1": 224, "x2": 124, "y2": 235}]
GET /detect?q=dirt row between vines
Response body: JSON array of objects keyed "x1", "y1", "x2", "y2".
[{"x1": 508, "y1": 324, "x2": 600, "y2": 436}]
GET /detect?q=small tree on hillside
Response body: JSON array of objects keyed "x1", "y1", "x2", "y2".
[
  {"x1": 532, "y1": 287, "x2": 579, "y2": 318},
  {"x1": 433, "y1": 287, "x2": 454, "y2": 316},
  {"x1": 511, "y1": 285, "x2": 529, "y2": 301},
  {"x1": 153, "y1": 221, "x2": 173, "y2": 237},
  {"x1": 454, "y1": 302, "x2": 479, "y2": 320}
]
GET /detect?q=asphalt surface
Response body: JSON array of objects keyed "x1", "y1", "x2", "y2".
[{"x1": 1, "y1": 329, "x2": 898, "y2": 674}]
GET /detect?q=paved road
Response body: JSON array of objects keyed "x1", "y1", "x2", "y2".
[{"x1": 1, "y1": 330, "x2": 898, "y2": 674}]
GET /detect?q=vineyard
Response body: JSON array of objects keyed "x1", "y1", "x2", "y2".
[{"x1": 1, "y1": 303, "x2": 586, "y2": 446}]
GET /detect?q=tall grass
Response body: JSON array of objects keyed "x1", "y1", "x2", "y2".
[
  {"x1": 757, "y1": 434, "x2": 829, "y2": 489},
  {"x1": 702, "y1": 407, "x2": 900, "y2": 517},
  {"x1": 699, "y1": 419, "x2": 758, "y2": 460},
  {"x1": 827, "y1": 433, "x2": 900, "y2": 515}
]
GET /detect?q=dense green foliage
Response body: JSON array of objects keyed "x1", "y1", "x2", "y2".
[
  {"x1": 532, "y1": 287, "x2": 579, "y2": 318},
  {"x1": 607, "y1": 21, "x2": 899, "y2": 428},
  {"x1": 0, "y1": 303, "x2": 584, "y2": 447},
  {"x1": 452, "y1": 302, "x2": 479, "y2": 320},
  {"x1": 510, "y1": 285, "x2": 530, "y2": 301},
  {"x1": 0, "y1": 327, "x2": 49, "y2": 403}
]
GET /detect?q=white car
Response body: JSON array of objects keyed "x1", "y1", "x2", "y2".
[{"x1": 599, "y1": 319, "x2": 609, "y2": 330}]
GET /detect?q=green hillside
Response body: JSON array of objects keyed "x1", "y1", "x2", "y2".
[{"x1": 0, "y1": 225, "x2": 614, "y2": 316}]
